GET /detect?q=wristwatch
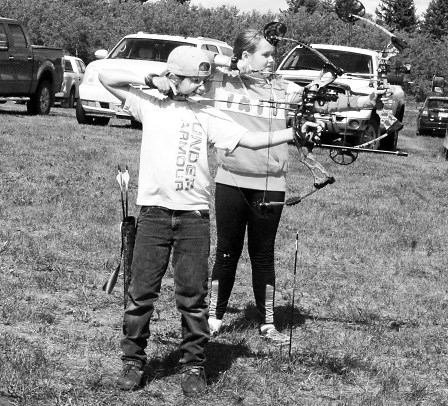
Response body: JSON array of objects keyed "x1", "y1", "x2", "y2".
[
  {"x1": 144, "y1": 74, "x2": 158, "y2": 88},
  {"x1": 229, "y1": 56, "x2": 239, "y2": 71}
]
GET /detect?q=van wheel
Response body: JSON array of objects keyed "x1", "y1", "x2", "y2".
[
  {"x1": 27, "y1": 80, "x2": 52, "y2": 115},
  {"x1": 76, "y1": 98, "x2": 94, "y2": 124},
  {"x1": 68, "y1": 87, "x2": 76, "y2": 108},
  {"x1": 76, "y1": 99, "x2": 110, "y2": 125},
  {"x1": 93, "y1": 117, "x2": 110, "y2": 126}
]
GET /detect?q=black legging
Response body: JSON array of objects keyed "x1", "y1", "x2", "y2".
[{"x1": 209, "y1": 183, "x2": 284, "y2": 324}]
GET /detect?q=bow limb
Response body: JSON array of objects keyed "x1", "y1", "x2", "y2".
[
  {"x1": 294, "y1": 120, "x2": 335, "y2": 189},
  {"x1": 334, "y1": 0, "x2": 409, "y2": 52},
  {"x1": 296, "y1": 147, "x2": 336, "y2": 189},
  {"x1": 351, "y1": 15, "x2": 408, "y2": 53},
  {"x1": 259, "y1": 124, "x2": 336, "y2": 208}
]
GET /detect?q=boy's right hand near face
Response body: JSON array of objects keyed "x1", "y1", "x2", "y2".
[{"x1": 147, "y1": 75, "x2": 178, "y2": 96}]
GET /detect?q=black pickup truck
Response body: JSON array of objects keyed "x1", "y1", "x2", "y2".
[{"x1": 0, "y1": 17, "x2": 63, "y2": 114}]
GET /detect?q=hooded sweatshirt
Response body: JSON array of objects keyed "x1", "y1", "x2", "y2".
[{"x1": 203, "y1": 70, "x2": 303, "y2": 191}]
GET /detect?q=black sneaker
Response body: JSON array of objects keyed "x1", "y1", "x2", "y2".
[
  {"x1": 117, "y1": 363, "x2": 143, "y2": 391},
  {"x1": 181, "y1": 366, "x2": 206, "y2": 397}
]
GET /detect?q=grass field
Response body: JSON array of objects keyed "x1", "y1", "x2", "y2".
[{"x1": 0, "y1": 101, "x2": 447, "y2": 405}]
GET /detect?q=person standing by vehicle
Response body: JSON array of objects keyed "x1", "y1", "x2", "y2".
[
  {"x1": 204, "y1": 29, "x2": 385, "y2": 345},
  {"x1": 98, "y1": 45, "x2": 299, "y2": 396}
]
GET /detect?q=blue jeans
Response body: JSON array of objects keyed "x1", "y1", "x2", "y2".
[{"x1": 121, "y1": 206, "x2": 210, "y2": 371}]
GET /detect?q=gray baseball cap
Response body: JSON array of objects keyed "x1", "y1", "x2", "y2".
[{"x1": 166, "y1": 46, "x2": 212, "y2": 78}]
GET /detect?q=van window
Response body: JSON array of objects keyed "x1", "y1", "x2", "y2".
[
  {"x1": 219, "y1": 47, "x2": 233, "y2": 57},
  {"x1": 76, "y1": 60, "x2": 86, "y2": 73},
  {"x1": 110, "y1": 38, "x2": 195, "y2": 62},
  {"x1": 9, "y1": 24, "x2": 27, "y2": 48},
  {"x1": 64, "y1": 59, "x2": 74, "y2": 72},
  {"x1": 0, "y1": 24, "x2": 8, "y2": 48},
  {"x1": 202, "y1": 44, "x2": 219, "y2": 54}
]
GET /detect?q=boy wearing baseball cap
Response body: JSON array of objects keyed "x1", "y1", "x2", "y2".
[{"x1": 99, "y1": 46, "x2": 306, "y2": 397}]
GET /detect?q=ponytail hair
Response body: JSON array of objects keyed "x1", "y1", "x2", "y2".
[{"x1": 232, "y1": 29, "x2": 264, "y2": 60}]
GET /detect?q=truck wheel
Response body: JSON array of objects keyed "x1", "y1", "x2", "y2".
[
  {"x1": 68, "y1": 87, "x2": 76, "y2": 108},
  {"x1": 27, "y1": 80, "x2": 52, "y2": 115},
  {"x1": 358, "y1": 117, "x2": 380, "y2": 149}
]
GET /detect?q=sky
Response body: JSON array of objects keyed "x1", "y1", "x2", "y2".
[{"x1": 188, "y1": 0, "x2": 429, "y2": 18}]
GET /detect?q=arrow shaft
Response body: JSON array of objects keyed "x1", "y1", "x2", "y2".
[{"x1": 318, "y1": 143, "x2": 408, "y2": 156}]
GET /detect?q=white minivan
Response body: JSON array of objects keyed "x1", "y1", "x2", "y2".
[{"x1": 76, "y1": 33, "x2": 232, "y2": 126}]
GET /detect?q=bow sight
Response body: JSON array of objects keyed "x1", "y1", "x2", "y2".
[
  {"x1": 263, "y1": 21, "x2": 287, "y2": 47},
  {"x1": 335, "y1": 0, "x2": 366, "y2": 23}
]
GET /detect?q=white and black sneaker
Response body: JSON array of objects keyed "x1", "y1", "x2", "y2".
[
  {"x1": 259, "y1": 324, "x2": 290, "y2": 345},
  {"x1": 208, "y1": 317, "x2": 222, "y2": 338}
]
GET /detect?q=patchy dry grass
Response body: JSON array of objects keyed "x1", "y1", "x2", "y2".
[{"x1": 0, "y1": 102, "x2": 447, "y2": 405}]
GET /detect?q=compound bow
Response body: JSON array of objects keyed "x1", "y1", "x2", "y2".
[{"x1": 258, "y1": 0, "x2": 410, "y2": 207}]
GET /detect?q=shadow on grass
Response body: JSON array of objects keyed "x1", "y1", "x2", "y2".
[
  {"x1": 204, "y1": 341, "x2": 253, "y2": 383},
  {"x1": 140, "y1": 302, "x2": 306, "y2": 386},
  {"x1": 0, "y1": 107, "x2": 29, "y2": 116},
  {"x1": 224, "y1": 302, "x2": 389, "y2": 332},
  {"x1": 225, "y1": 303, "x2": 308, "y2": 332},
  {"x1": 141, "y1": 338, "x2": 253, "y2": 386},
  {"x1": 140, "y1": 302, "x2": 375, "y2": 387},
  {"x1": 142, "y1": 343, "x2": 182, "y2": 385}
]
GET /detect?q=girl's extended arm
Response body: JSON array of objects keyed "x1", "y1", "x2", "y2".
[
  {"x1": 238, "y1": 120, "x2": 325, "y2": 150},
  {"x1": 238, "y1": 128, "x2": 293, "y2": 150}
]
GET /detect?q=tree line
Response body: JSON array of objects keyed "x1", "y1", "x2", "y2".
[{"x1": 1, "y1": 0, "x2": 448, "y2": 100}]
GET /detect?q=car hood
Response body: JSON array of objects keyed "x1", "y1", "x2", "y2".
[
  {"x1": 86, "y1": 58, "x2": 168, "y2": 74},
  {"x1": 277, "y1": 68, "x2": 374, "y2": 95},
  {"x1": 83, "y1": 58, "x2": 168, "y2": 88}
]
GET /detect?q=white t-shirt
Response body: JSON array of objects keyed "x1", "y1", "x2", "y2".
[{"x1": 124, "y1": 87, "x2": 248, "y2": 210}]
